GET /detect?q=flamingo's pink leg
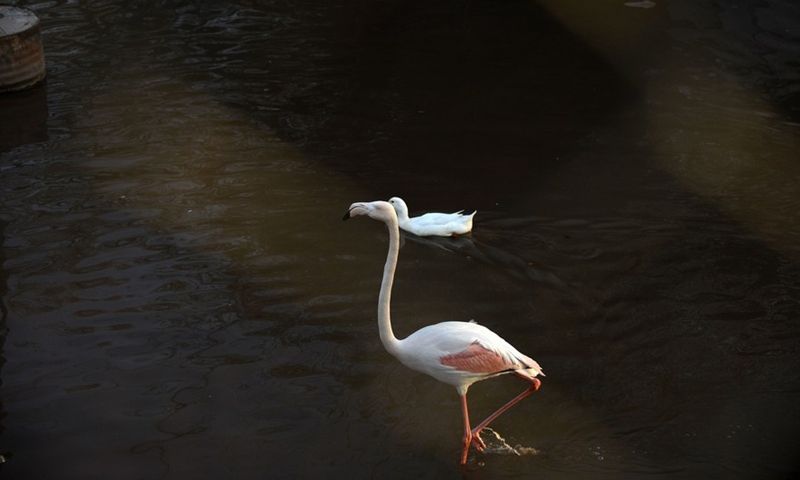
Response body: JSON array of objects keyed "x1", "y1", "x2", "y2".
[
  {"x1": 459, "y1": 394, "x2": 472, "y2": 465},
  {"x1": 470, "y1": 377, "x2": 541, "y2": 444}
]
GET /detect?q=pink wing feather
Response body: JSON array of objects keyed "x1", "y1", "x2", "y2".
[
  {"x1": 440, "y1": 339, "x2": 543, "y2": 377},
  {"x1": 440, "y1": 340, "x2": 518, "y2": 374}
]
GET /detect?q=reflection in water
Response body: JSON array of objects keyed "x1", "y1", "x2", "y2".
[
  {"x1": 399, "y1": 226, "x2": 568, "y2": 290},
  {"x1": 0, "y1": 83, "x2": 48, "y2": 152},
  {"x1": 0, "y1": 0, "x2": 799, "y2": 478}
]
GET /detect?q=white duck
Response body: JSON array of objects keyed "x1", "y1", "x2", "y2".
[{"x1": 388, "y1": 197, "x2": 476, "y2": 237}]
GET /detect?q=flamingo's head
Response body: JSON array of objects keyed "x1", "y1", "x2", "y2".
[{"x1": 343, "y1": 200, "x2": 397, "y2": 224}]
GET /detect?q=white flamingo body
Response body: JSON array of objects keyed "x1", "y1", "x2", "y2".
[
  {"x1": 395, "y1": 320, "x2": 542, "y2": 393},
  {"x1": 388, "y1": 196, "x2": 475, "y2": 237},
  {"x1": 343, "y1": 200, "x2": 543, "y2": 465}
]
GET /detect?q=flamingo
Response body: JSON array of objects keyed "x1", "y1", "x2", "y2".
[{"x1": 343, "y1": 200, "x2": 544, "y2": 465}]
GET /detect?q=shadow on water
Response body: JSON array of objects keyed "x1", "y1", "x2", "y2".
[
  {"x1": 1, "y1": 0, "x2": 800, "y2": 478},
  {"x1": 0, "y1": 218, "x2": 9, "y2": 471},
  {"x1": 276, "y1": 0, "x2": 638, "y2": 205}
]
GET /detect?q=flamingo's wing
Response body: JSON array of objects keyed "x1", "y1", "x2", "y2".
[{"x1": 440, "y1": 340, "x2": 531, "y2": 374}]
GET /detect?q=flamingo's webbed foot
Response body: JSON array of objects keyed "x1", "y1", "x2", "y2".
[{"x1": 470, "y1": 428, "x2": 487, "y2": 451}]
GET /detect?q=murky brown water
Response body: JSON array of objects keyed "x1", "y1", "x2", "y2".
[{"x1": 1, "y1": 0, "x2": 799, "y2": 478}]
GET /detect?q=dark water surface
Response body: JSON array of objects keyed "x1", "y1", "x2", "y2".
[{"x1": 1, "y1": 0, "x2": 800, "y2": 478}]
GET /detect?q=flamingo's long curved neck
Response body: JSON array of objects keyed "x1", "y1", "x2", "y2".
[{"x1": 378, "y1": 212, "x2": 403, "y2": 358}]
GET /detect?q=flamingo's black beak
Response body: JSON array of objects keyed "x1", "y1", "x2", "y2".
[{"x1": 342, "y1": 208, "x2": 352, "y2": 221}]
